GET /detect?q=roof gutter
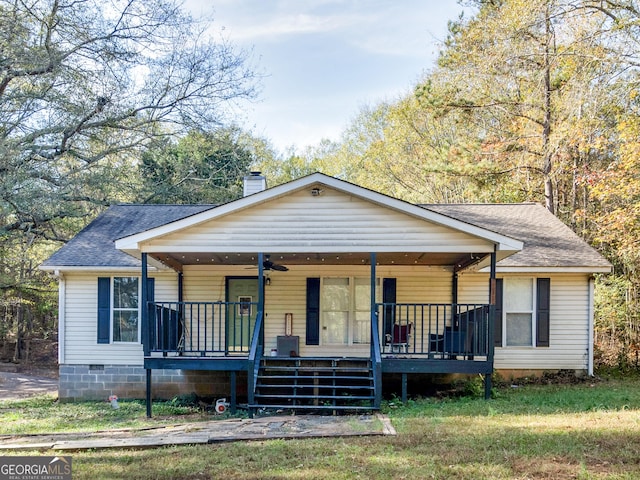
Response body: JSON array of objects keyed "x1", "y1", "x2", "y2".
[
  {"x1": 39, "y1": 264, "x2": 166, "y2": 273},
  {"x1": 588, "y1": 276, "x2": 595, "y2": 376}
]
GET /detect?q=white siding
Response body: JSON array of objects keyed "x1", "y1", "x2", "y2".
[
  {"x1": 459, "y1": 272, "x2": 591, "y2": 371},
  {"x1": 144, "y1": 188, "x2": 494, "y2": 253},
  {"x1": 182, "y1": 265, "x2": 453, "y2": 357},
  {"x1": 63, "y1": 266, "x2": 592, "y2": 371},
  {"x1": 62, "y1": 270, "x2": 178, "y2": 366}
]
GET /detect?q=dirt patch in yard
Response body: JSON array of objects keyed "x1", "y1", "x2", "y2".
[
  {"x1": 0, "y1": 371, "x2": 58, "y2": 400},
  {"x1": 0, "y1": 338, "x2": 58, "y2": 378}
]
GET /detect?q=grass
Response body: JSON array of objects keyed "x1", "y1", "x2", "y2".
[
  {"x1": 2, "y1": 376, "x2": 640, "y2": 479},
  {"x1": 0, "y1": 396, "x2": 212, "y2": 435}
]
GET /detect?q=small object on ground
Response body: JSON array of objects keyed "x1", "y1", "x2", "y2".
[{"x1": 215, "y1": 398, "x2": 229, "y2": 414}]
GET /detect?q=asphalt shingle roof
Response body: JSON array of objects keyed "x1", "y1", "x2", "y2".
[
  {"x1": 425, "y1": 203, "x2": 611, "y2": 269},
  {"x1": 41, "y1": 204, "x2": 214, "y2": 268},
  {"x1": 41, "y1": 201, "x2": 610, "y2": 271}
]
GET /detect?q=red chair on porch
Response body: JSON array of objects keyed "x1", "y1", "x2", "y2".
[{"x1": 386, "y1": 323, "x2": 412, "y2": 353}]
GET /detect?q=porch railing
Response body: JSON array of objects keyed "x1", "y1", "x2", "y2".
[
  {"x1": 148, "y1": 301, "x2": 259, "y2": 356},
  {"x1": 370, "y1": 310, "x2": 382, "y2": 408},
  {"x1": 375, "y1": 303, "x2": 491, "y2": 359},
  {"x1": 247, "y1": 310, "x2": 264, "y2": 413}
]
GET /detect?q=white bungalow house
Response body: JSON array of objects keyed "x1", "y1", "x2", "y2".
[{"x1": 40, "y1": 172, "x2": 611, "y2": 415}]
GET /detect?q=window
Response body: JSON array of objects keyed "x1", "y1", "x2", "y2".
[
  {"x1": 504, "y1": 278, "x2": 534, "y2": 346},
  {"x1": 112, "y1": 277, "x2": 139, "y2": 343},
  {"x1": 499, "y1": 277, "x2": 551, "y2": 348},
  {"x1": 320, "y1": 277, "x2": 380, "y2": 345}
]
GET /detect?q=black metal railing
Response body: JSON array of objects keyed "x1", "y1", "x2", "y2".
[
  {"x1": 247, "y1": 310, "x2": 264, "y2": 413},
  {"x1": 370, "y1": 310, "x2": 382, "y2": 408},
  {"x1": 148, "y1": 301, "x2": 259, "y2": 355},
  {"x1": 375, "y1": 303, "x2": 490, "y2": 359}
]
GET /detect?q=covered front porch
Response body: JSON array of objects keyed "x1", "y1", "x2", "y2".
[
  {"x1": 111, "y1": 174, "x2": 522, "y2": 416},
  {"x1": 139, "y1": 251, "x2": 498, "y2": 416}
]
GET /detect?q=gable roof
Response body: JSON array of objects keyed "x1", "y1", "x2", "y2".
[
  {"x1": 40, "y1": 204, "x2": 214, "y2": 270},
  {"x1": 114, "y1": 173, "x2": 523, "y2": 255},
  {"x1": 426, "y1": 203, "x2": 611, "y2": 272}
]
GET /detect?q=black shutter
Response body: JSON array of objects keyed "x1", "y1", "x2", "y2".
[
  {"x1": 306, "y1": 278, "x2": 320, "y2": 345},
  {"x1": 382, "y1": 278, "x2": 397, "y2": 342},
  {"x1": 536, "y1": 278, "x2": 551, "y2": 347},
  {"x1": 97, "y1": 277, "x2": 111, "y2": 344},
  {"x1": 494, "y1": 278, "x2": 503, "y2": 347}
]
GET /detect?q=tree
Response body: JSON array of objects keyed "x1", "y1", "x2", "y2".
[
  {"x1": 139, "y1": 128, "x2": 266, "y2": 204},
  {"x1": 0, "y1": 0, "x2": 258, "y2": 361},
  {"x1": 0, "y1": 0, "x2": 258, "y2": 242},
  {"x1": 413, "y1": 0, "x2": 623, "y2": 219}
]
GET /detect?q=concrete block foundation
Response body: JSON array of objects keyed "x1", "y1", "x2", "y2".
[{"x1": 59, "y1": 364, "x2": 246, "y2": 401}]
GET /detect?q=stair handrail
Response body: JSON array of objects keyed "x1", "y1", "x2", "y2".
[
  {"x1": 247, "y1": 310, "x2": 264, "y2": 410},
  {"x1": 371, "y1": 310, "x2": 383, "y2": 409}
]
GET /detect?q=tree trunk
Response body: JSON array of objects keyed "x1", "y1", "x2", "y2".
[{"x1": 543, "y1": 7, "x2": 555, "y2": 214}]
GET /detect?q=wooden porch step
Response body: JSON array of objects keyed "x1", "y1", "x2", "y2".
[
  {"x1": 249, "y1": 404, "x2": 374, "y2": 412},
  {"x1": 260, "y1": 366, "x2": 371, "y2": 373},
  {"x1": 260, "y1": 367, "x2": 371, "y2": 378},
  {"x1": 252, "y1": 357, "x2": 376, "y2": 414},
  {"x1": 256, "y1": 383, "x2": 374, "y2": 395},
  {"x1": 256, "y1": 373, "x2": 372, "y2": 381},
  {"x1": 263, "y1": 356, "x2": 369, "y2": 362},
  {"x1": 255, "y1": 393, "x2": 374, "y2": 401}
]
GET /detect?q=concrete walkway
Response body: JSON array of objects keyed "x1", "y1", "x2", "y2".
[{"x1": 0, "y1": 414, "x2": 395, "y2": 451}]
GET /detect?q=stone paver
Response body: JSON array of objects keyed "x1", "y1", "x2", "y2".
[
  {"x1": 0, "y1": 371, "x2": 395, "y2": 450},
  {"x1": 0, "y1": 414, "x2": 395, "y2": 451}
]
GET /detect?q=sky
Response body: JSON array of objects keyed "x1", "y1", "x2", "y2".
[{"x1": 185, "y1": 1, "x2": 469, "y2": 153}]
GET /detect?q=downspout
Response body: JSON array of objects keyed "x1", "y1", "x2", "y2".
[
  {"x1": 588, "y1": 276, "x2": 595, "y2": 376},
  {"x1": 55, "y1": 271, "x2": 65, "y2": 364},
  {"x1": 486, "y1": 247, "x2": 497, "y2": 400}
]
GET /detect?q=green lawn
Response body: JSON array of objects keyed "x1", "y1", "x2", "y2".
[{"x1": 2, "y1": 377, "x2": 640, "y2": 479}]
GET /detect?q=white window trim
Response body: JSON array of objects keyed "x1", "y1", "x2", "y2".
[
  {"x1": 111, "y1": 276, "x2": 141, "y2": 344},
  {"x1": 502, "y1": 277, "x2": 537, "y2": 348}
]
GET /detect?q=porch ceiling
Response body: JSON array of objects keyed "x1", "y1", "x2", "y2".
[{"x1": 150, "y1": 251, "x2": 486, "y2": 271}]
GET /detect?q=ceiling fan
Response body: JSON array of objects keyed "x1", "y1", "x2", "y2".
[{"x1": 249, "y1": 255, "x2": 289, "y2": 271}]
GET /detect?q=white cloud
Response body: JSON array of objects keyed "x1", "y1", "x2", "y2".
[
  {"x1": 183, "y1": 0, "x2": 468, "y2": 152},
  {"x1": 224, "y1": 12, "x2": 366, "y2": 42}
]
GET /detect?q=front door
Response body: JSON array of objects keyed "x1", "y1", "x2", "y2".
[{"x1": 226, "y1": 277, "x2": 259, "y2": 353}]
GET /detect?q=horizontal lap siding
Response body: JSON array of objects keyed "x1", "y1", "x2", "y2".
[
  {"x1": 146, "y1": 189, "x2": 492, "y2": 252},
  {"x1": 459, "y1": 273, "x2": 590, "y2": 371},
  {"x1": 182, "y1": 265, "x2": 453, "y2": 357},
  {"x1": 63, "y1": 271, "x2": 178, "y2": 365},
  {"x1": 64, "y1": 268, "x2": 592, "y2": 371},
  {"x1": 182, "y1": 268, "x2": 227, "y2": 351}
]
